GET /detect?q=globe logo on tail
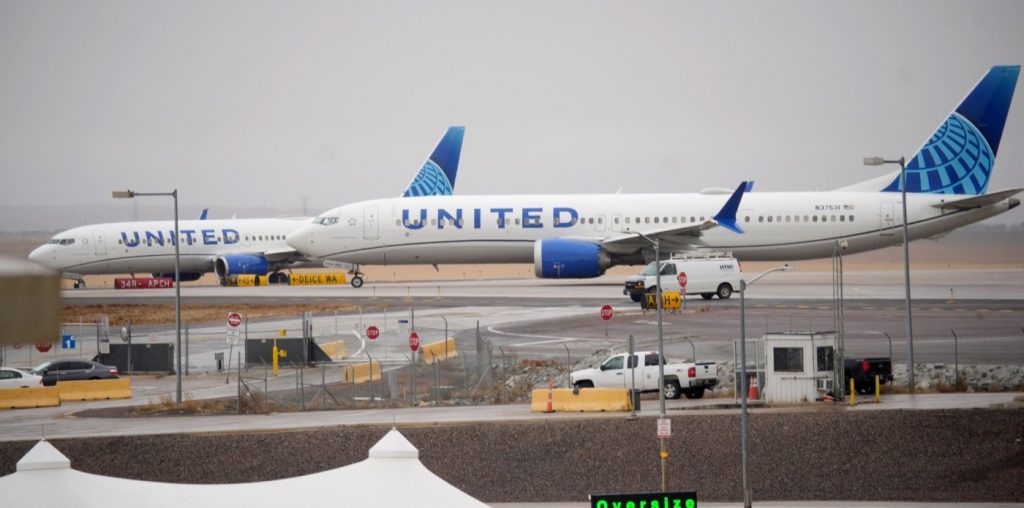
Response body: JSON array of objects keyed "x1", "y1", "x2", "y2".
[
  {"x1": 886, "y1": 113, "x2": 993, "y2": 195},
  {"x1": 403, "y1": 159, "x2": 454, "y2": 197}
]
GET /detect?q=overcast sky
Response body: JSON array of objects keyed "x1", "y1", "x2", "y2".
[{"x1": 1, "y1": 1, "x2": 1023, "y2": 228}]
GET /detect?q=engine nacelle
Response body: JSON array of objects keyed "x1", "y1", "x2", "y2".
[
  {"x1": 214, "y1": 254, "x2": 269, "y2": 278},
  {"x1": 152, "y1": 272, "x2": 204, "y2": 282},
  {"x1": 533, "y1": 239, "x2": 610, "y2": 279}
]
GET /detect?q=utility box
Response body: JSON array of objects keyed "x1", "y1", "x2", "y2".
[{"x1": 763, "y1": 332, "x2": 836, "y2": 403}]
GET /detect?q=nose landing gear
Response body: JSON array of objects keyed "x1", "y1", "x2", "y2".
[{"x1": 349, "y1": 265, "x2": 364, "y2": 288}]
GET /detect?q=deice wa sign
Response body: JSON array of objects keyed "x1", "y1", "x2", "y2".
[{"x1": 590, "y1": 491, "x2": 697, "y2": 508}]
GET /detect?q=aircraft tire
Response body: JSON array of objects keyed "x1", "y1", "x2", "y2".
[{"x1": 351, "y1": 276, "x2": 364, "y2": 288}]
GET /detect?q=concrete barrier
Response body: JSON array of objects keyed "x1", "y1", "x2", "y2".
[
  {"x1": 319, "y1": 340, "x2": 348, "y2": 360},
  {"x1": 343, "y1": 361, "x2": 381, "y2": 384},
  {"x1": 530, "y1": 387, "x2": 633, "y2": 412},
  {"x1": 0, "y1": 387, "x2": 61, "y2": 409},
  {"x1": 57, "y1": 379, "x2": 131, "y2": 401},
  {"x1": 421, "y1": 337, "x2": 458, "y2": 365}
]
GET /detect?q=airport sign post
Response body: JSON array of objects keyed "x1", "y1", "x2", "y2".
[
  {"x1": 600, "y1": 304, "x2": 613, "y2": 336},
  {"x1": 36, "y1": 343, "x2": 51, "y2": 353},
  {"x1": 409, "y1": 331, "x2": 420, "y2": 352},
  {"x1": 226, "y1": 313, "x2": 242, "y2": 345},
  {"x1": 678, "y1": 272, "x2": 687, "y2": 309},
  {"x1": 366, "y1": 325, "x2": 380, "y2": 340}
]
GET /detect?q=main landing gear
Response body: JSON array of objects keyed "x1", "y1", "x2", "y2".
[{"x1": 268, "y1": 271, "x2": 289, "y2": 285}]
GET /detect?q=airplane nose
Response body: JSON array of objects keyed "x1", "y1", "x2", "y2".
[
  {"x1": 28, "y1": 245, "x2": 51, "y2": 268},
  {"x1": 286, "y1": 227, "x2": 316, "y2": 254}
]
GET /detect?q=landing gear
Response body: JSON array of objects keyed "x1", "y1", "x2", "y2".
[
  {"x1": 73, "y1": 280, "x2": 86, "y2": 289},
  {"x1": 268, "y1": 271, "x2": 289, "y2": 285},
  {"x1": 349, "y1": 265, "x2": 364, "y2": 288}
]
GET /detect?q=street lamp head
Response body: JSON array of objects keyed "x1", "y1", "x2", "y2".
[
  {"x1": 782, "y1": 263, "x2": 795, "y2": 272},
  {"x1": 112, "y1": 190, "x2": 135, "y2": 199},
  {"x1": 863, "y1": 156, "x2": 886, "y2": 166}
]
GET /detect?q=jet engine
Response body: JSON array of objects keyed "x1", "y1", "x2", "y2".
[
  {"x1": 533, "y1": 239, "x2": 611, "y2": 279},
  {"x1": 214, "y1": 254, "x2": 269, "y2": 278}
]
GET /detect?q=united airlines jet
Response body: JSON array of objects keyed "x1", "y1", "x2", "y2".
[
  {"x1": 288, "y1": 66, "x2": 1021, "y2": 286},
  {"x1": 28, "y1": 127, "x2": 466, "y2": 287}
]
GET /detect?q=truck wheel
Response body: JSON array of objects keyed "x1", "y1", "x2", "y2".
[
  {"x1": 574, "y1": 381, "x2": 594, "y2": 390},
  {"x1": 683, "y1": 387, "x2": 706, "y2": 399},
  {"x1": 629, "y1": 293, "x2": 641, "y2": 303},
  {"x1": 663, "y1": 380, "x2": 682, "y2": 400},
  {"x1": 716, "y1": 283, "x2": 733, "y2": 299},
  {"x1": 701, "y1": 293, "x2": 713, "y2": 300}
]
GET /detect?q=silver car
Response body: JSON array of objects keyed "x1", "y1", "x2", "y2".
[{"x1": 0, "y1": 367, "x2": 44, "y2": 389}]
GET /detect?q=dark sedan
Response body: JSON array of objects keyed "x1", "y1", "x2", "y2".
[{"x1": 31, "y1": 359, "x2": 119, "y2": 386}]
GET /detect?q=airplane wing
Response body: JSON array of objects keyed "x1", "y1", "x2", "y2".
[
  {"x1": 930, "y1": 188, "x2": 1023, "y2": 210},
  {"x1": 263, "y1": 246, "x2": 304, "y2": 263},
  {"x1": 600, "y1": 181, "x2": 750, "y2": 254}
]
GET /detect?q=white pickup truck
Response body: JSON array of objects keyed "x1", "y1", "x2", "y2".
[{"x1": 570, "y1": 351, "x2": 718, "y2": 400}]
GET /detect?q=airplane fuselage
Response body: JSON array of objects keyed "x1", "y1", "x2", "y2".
[
  {"x1": 30, "y1": 218, "x2": 309, "y2": 276},
  {"x1": 289, "y1": 191, "x2": 1018, "y2": 266}
]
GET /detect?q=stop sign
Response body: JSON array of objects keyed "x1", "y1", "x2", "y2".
[
  {"x1": 366, "y1": 325, "x2": 380, "y2": 340},
  {"x1": 36, "y1": 343, "x2": 52, "y2": 353},
  {"x1": 409, "y1": 331, "x2": 420, "y2": 352},
  {"x1": 227, "y1": 312, "x2": 242, "y2": 328},
  {"x1": 677, "y1": 272, "x2": 688, "y2": 289},
  {"x1": 600, "y1": 304, "x2": 614, "y2": 321}
]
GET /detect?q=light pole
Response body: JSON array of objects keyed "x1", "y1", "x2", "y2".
[
  {"x1": 627, "y1": 230, "x2": 667, "y2": 490},
  {"x1": 739, "y1": 264, "x2": 793, "y2": 508},
  {"x1": 864, "y1": 156, "x2": 914, "y2": 393},
  {"x1": 113, "y1": 189, "x2": 182, "y2": 404}
]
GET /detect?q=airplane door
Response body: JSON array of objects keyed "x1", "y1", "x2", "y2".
[
  {"x1": 92, "y1": 230, "x2": 107, "y2": 255},
  {"x1": 879, "y1": 203, "x2": 896, "y2": 236},
  {"x1": 363, "y1": 206, "x2": 379, "y2": 240}
]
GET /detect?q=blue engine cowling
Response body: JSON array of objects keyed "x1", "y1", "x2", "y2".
[
  {"x1": 151, "y1": 272, "x2": 204, "y2": 282},
  {"x1": 533, "y1": 239, "x2": 610, "y2": 279},
  {"x1": 214, "y1": 254, "x2": 269, "y2": 278}
]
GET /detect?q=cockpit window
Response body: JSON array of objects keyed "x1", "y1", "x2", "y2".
[
  {"x1": 48, "y1": 238, "x2": 75, "y2": 246},
  {"x1": 314, "y1": 216, "x2": 339, "y2": 226}
]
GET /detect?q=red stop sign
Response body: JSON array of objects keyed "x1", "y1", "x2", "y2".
[
  {"x1": 36, "y1": 343, "x2": 52, "y2": 353},
  {"x1": 227, "y1": 312, "x2": 242, "y2": 328},
  {"x1": 409, "y1": 331, "x2": 420, "y2": 352},
  {"x1": 677, "y1": 272, "x2": 688, "y2": 289},
  {"x1": 366, "y1": 325, "x2": 380, "y2": 340},
  {"x1": 600, "y1": 304, "x2": 614, "y2": 321}
]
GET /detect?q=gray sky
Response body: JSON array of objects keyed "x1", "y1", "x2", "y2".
[{"x1": 1, "y1": 1, "x2": 1023, "y2": 229}]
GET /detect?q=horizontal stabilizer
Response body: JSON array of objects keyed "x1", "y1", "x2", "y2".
[{"x1": 930, "y1": 188, "x2": 1023, "y2": 209}]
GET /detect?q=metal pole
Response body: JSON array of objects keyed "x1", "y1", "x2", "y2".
[
  {"x1": 173, "y1": 189, "x2": 182, "y2": 404},
  {"x1": 655, "y1": 238, "x2": 667, "y2": 492},
  {"x1": 740, "y1": 278, "x2": 751, "y2": 508},
  {"x1": 185, "y1": 322, "x2": 190, "y2": 376},
  {"x1": 629, "y1": 334, "x2": 636, "y2": 418},
  {"x1": 951, "y1": 329, "x2": 959, "y2": 389},
  {"x1": 899, "y1": 157, "x2": 915, "y2": 393}
]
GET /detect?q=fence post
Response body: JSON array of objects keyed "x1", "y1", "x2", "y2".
[
  {"x1": 951, "y1": 329, "x2": 960, "y2": 390},
  {"x1": 237, "y1": 351, "x2": 242, "y2": 414}
]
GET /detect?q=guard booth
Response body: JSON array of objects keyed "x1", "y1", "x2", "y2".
[{"x1": 762, "y1": 332, "x2": 836, "y2": 403}]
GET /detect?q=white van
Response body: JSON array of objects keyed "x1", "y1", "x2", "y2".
[{"x1": 623, "y1": 257, "x2": 742, "y2": 302}]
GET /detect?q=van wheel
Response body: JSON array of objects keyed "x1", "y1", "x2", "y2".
[
  {"x1": 629, "y1": 293, "x2": 641, "y2": 303},
  {"x1": 716, "y1": 283, "x2": 733, "y2": 299},
  {"x1": 574, "y1": 381, "x2": 594, "y2": 390},
  {"x1": 701, "y1": 293, "x2": 713, "y2": 300}
]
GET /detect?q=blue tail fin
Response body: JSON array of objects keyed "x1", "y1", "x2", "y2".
[
  {"x1": 884, "y1": 65, "x2": 1020, "y2": 195},
  {"x1": 401, "y1": 126, "x2": 465, "y2": 197}
]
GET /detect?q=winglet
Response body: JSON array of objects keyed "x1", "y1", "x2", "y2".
[
  {"x1": 713, "y1": 181, "x2": 748, "y2": 234},
  {"x1": 401, "y1": 126, "x2": 465, "y2": 197},
  {"x1": 198, "y1": 208, "x2": 209, "y2": 220}
]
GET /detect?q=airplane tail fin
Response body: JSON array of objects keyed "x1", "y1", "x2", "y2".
[
  {"x1": 401, "y1": 126, "x2": 465, "y2": 197},
  {"x1": 841, "y1": 65, "x2": 1019, "y2": 195}
]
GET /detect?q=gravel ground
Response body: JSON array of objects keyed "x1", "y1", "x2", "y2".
[{"x1": 0, "y1": 409, "x2": 1022, "y2": 503}]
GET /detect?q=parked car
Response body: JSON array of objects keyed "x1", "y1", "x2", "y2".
[
  {"x1": 31, "y1": 359, "x2": 118, "y2": 386},
  {"x1": 624, "y1": 257, "x2": 742, "y2": 302},
  {"x1": 0, "y1": 367, "x2": 44, "y2": 389},
  {"x1": 570, "y1": 351, "x2": 719, "y2": 400}
]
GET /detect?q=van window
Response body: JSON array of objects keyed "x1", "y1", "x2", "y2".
[
  {"x1": 661, "y1": 264, "x2": 677, "y2": 276},
  {"x1": 640, "y1": 262, "x2": 660, "y2": 276}
]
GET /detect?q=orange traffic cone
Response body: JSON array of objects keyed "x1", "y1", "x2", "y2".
[{"x1": 747, "y1": 378, "x2": 759, "y2": 400}]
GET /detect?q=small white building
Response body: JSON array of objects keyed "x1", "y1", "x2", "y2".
[{"x1": 762, "y1": 332, "x2": 837, "y2": 403}]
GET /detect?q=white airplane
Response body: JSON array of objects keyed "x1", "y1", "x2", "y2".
[
  {"x1": 28, "y1": 127, "x2": 466, "y2": 288},
  {"x1": 288, "y1": 66, "x2": 1021, "y2": 286}
]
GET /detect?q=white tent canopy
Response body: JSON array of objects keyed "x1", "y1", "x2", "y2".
[{"x1": 0, "y1": 429, "x2": 488, "y2": 508}]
